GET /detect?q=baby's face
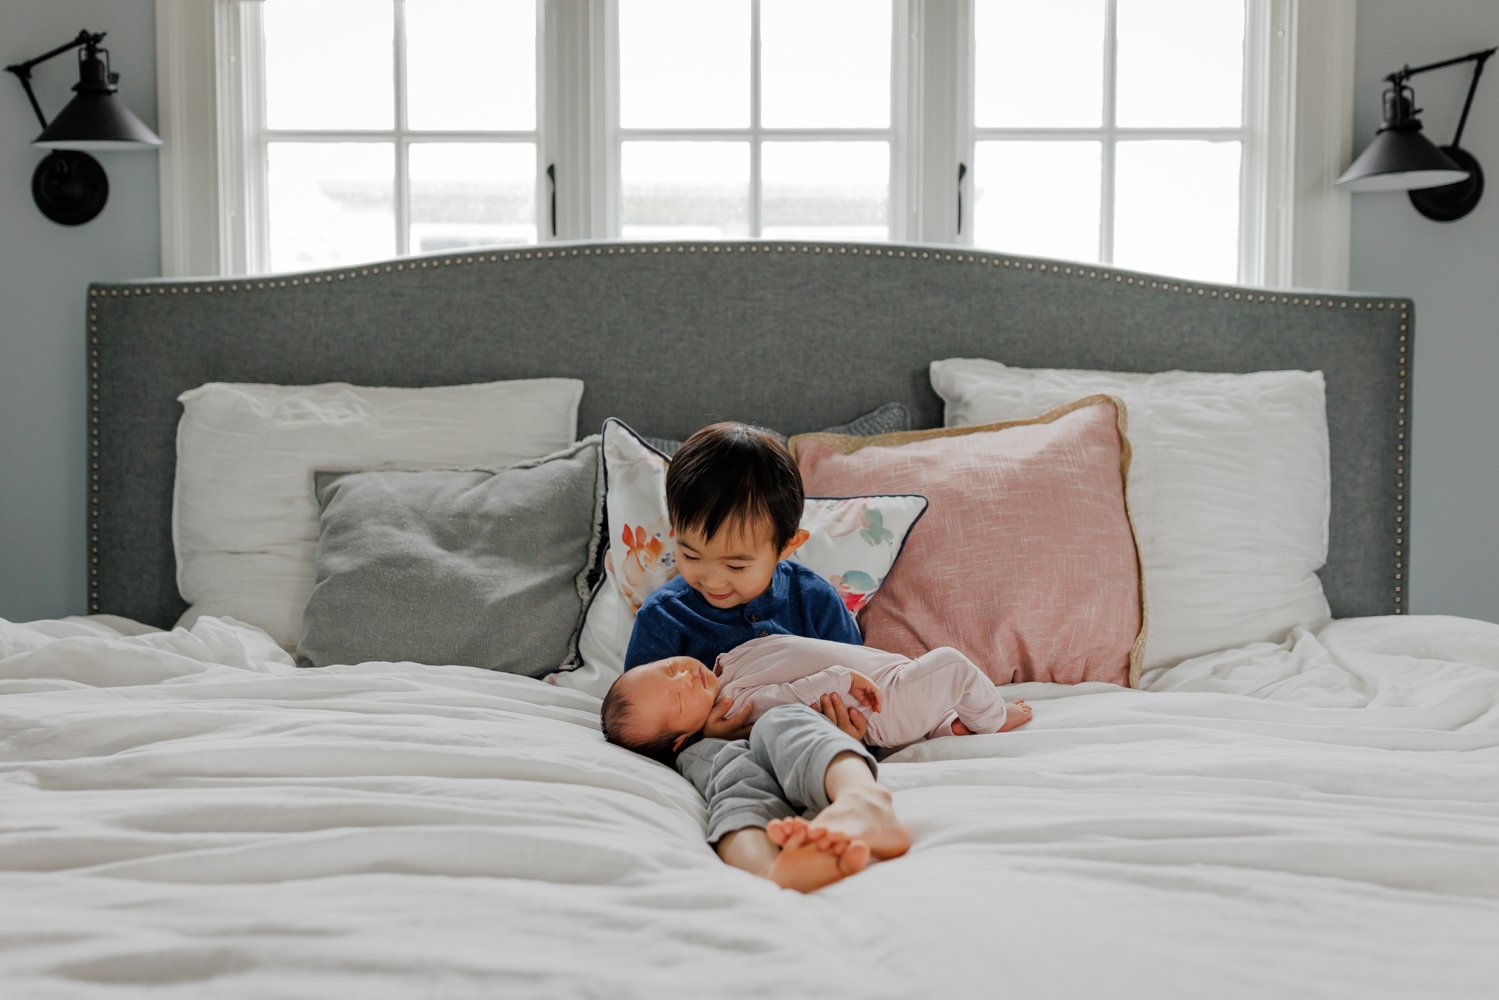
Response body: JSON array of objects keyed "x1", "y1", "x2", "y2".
[{"x1": 620, "y1": 656, "x2": 720, "y2": 751}]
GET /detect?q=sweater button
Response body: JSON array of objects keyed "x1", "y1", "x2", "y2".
[
  {"x1": 748, "y1": 614, "x2": 759, "y2": 622},
  {"x1": 758, "y1": 629, "x2": 769, "y2": 637}
]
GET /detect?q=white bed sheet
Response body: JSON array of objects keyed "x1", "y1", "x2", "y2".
[{"x1": 2, "y1": 614, "x2": 1497, "y2": 998}]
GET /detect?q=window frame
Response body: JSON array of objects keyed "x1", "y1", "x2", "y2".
[{"x1": 158, "y1": 0, "x2": 1353, "y2": 289}]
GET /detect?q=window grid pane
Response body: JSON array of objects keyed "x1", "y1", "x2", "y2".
[
  {"x1": 618, "y1": 0, "x2": 750, "y2": 128},
  {"x1": 408, "y1": 142, "x2": 538, "y2": 252},
  {"x1": 974, "y1": 0, "x2": 1105, "y2": 128},
  {"x1": 266, "y1": 142, "x2": 397, "y2": 271},
  {"x1": 406, "y1": 0, "x2": 536, "y2": 131},
  {"x1": 263, "y1": 0, "x2": 394, "y2": 131},
  {"x1": 762, "y1": 141, "x2": 889, "y2": 240},
  {"x1": 760, "y1": 0, "x2": 891, "y2": 129},
  {"x1": 972, "y1": 141, "x2": 1102, "y2": 263},
  {"x1": 1113, "y1": 140, "x2": 1242, "y2": 283},
  {"x1": 621, "y1": 141, "x2": 751, "y2": 239}
]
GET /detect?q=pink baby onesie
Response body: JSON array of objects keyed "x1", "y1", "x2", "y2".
[{"x1": 715, "y1": 634, "x2": 1008, "y2": 749}]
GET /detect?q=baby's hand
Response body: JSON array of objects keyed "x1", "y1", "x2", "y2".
[
  {"x1": 846, "y1": 670, "x2": 883, "y2": 713},
  {"x1": 703, "y1": 695, "x2": 754, "y2": 740}
]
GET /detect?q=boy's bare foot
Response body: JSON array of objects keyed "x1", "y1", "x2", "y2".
[
  {"x1": 766, "y1": 815, "x2": 814, "y2": 848},
  {"x1": 767, "y1": 837, "x2": 871, "y2": 892},
  {"x1": 803, "y1": 785, "x2": 910, "y2": 861},
  {"x1": 765, "y1": 815, "x2": 872, "y2": 892}
]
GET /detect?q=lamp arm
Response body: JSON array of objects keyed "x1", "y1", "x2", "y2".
[
  {"x1": 4, "y1": 30, "x2": 106, "y2": 131},
  {"x1": 1387, "y1": 47, "x2": 1497, "y2": 85},
  {"x1": 1450, "y1": 49, "x2": 1494, "y2": 148}
]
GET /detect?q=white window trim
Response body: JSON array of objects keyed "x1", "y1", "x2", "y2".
[{"x1": 157, "y1": 0, "x2": 1354, "y2": 289}]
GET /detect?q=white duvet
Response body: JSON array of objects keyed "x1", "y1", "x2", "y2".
[{"x1": 2, "y1": 614, "x2": 1497, "y2": 999}]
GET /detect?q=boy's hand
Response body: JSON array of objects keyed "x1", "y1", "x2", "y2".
[
  {"x1": 813, "y1": 693, "x2": 868, "y2": 742},
  {"x1": 703, "y1": 696, "x2": 754, "y2": 740},
  {"x1": 845, "y1": 671, "x2": 883, "y2": 713}
]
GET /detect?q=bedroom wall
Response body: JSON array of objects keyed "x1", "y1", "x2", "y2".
[
  {"x1": 0, "y1": 2, "x2": 1493, "y2": 626},
  {"x1": 1349, "y1": 0, "x2": 1499, "y2": 623},
  {"x1": 0, "y1": 0, "x2": 160, "y2": 620}
]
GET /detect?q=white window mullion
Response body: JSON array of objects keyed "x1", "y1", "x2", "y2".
[
  {"x1": 749, "y1": 0, "x2": 763, "y2": 237},
  {"x1": 1287, "y1": 0, "x2": 1355, "y2": 290},
  {"x1": 1100, "y1": 0, "x2": 1119, "y2": 265},
  {"x1": 912, "y1": 0, "x2": 966, "y2": 244},
  {"x1": 543, "y1": 0, "x2": 598, "y2": 241},
  {"x1": 239, "y1": 1, "x2": 269, "y2": 275},
  {"x1": 889, "y1": 0, "x2": 914, "y2": 242},
  {"x1": 393, "y1": 0, "x2": 410, "y2": 257},
  {"x1": 601, "y1": 0, "x2": 621, "y2": 238}
]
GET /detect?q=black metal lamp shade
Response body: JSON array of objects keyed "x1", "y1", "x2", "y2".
[
  {"x1": 1335, "y1": 125, "x2": 1468, "y2": 192},
  {"x1": 34, "y1": 75, "x2": 163, "y2": 151}
]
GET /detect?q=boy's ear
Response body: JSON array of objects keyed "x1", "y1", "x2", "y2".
[
  {"x1": 779, "y1": 528, "x2": 811, "y2": 560},
  {"x1": 671, "y1": 731, "x2": 691, "y2": 753}
]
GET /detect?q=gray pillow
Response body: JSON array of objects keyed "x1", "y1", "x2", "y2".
[
  {"x1": 297, "y1": 437, "x2": 603, "y2": 676},
  {"x1": 640, "y1": 401, "x2": 911, "y2": 457}
]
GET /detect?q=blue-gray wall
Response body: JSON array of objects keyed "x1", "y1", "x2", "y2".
[
  {"x1": 1350, "y1": 0, "x2": 1499, "y2": 622},
  {"x1": 1, "y1": 0, "x2": 159, "y2": 621},
  {"x1": 1, "y1": 3, "x2": 1495, "y2": 624}
]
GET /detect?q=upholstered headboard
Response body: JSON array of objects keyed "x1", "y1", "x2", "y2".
[{"x1": 86, "y1": 240, "x2": 1412, "y2": 629}]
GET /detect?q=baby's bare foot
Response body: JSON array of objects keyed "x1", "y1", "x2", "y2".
[
  {"x1": 804, "y1": 785, "x2": 910, "y2": 861},
  {"x1": 998, "y1": 699, "x2": 1032, "y2": 732}
]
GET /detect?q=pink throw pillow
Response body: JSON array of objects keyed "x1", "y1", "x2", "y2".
[{"x1": 790, "y1": 395, "x2": 1146, "y2": 687}]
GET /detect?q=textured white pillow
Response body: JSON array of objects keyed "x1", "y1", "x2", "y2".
[
  {"x1": 930, "y1": 358, "x2": 1331, "y2": 672},
  {"x1": 174, "y1": 379, "x2": 584, "y2": 648}
]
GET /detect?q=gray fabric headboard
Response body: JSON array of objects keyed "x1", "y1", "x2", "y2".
[{"x1": 86, "y1": 240, "x2": 1412, "y2": 629}]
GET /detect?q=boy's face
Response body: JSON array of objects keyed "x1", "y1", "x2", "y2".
[
  {"x1": 674, "y1": 520, "x2": 808, "y2": 610},
  {"x1": 621, "y1": 655, "x2": 719, "y2": 752}
]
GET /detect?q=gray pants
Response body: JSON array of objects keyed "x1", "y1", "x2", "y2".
[{"x1": 676, "y1": 704, "x2": 878, "y2": 843}]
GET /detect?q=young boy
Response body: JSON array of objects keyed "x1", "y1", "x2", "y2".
[
  {"x1": 621, "y1": 422, "x2": 908, "y2": 891},
  {"x1": 604, "y1": 635, "x2": 1033, "y2": 758},
  {"x1": 624, "y1": 423, "x2": 860, "y2": 694}
]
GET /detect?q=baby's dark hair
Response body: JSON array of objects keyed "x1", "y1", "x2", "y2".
[
  {"x1": 666, "y1": 422, "x2": 804, "y2": 550},
  {"x1": 601, "y1": 674, "x2": 681, "y2": 765}
]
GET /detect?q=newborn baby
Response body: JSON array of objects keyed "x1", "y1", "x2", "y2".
[{"x1": 602, "y1": 634, "x2": 1032, "y2": 758}]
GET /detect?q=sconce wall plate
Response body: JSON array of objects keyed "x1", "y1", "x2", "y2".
[{"x1": 32, "y1": 150, "x2": 109, "y2": 226}]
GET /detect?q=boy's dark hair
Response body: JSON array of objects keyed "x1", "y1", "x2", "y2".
[
  {"x1": 666, "y1": 422, "x2": 804, "y2": 551},
  {"x1": 601, "y1": 675, "x2": 682, "y2": 765}
]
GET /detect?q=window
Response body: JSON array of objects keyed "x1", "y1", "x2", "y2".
[
  {"x1": 246, "y1": 0, "x2": 539, "y2": 272},
  {"x1": 174, "y1": 0, "x2": 1346, "y2": 286},
  {"x1": 970, "y1": 0, "x2": 1249, "y2": 284}
]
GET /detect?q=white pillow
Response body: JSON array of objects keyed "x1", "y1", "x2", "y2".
[
  {"x1": 929, "y1": 358, "x2": 1331, "y2": 672},
  {"x1": 550, "y1": 418, "x2": 929, "y2": 698},
  {"x1": 173, "y1": 379, "x2": 584, "y2": 649}
]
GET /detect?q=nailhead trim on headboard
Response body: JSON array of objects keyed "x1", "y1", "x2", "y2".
[{"x1": 85, "y1": 241, "x2": 1410, "y2": 616}]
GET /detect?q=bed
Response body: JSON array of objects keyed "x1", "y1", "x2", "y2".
[{"x1": 4, "y1": 240, "x2": 1497, "y2": 997}]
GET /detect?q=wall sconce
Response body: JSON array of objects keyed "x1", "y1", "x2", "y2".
[
  {"x1": 1337, "y1": 47, "x2": 1496, "y2": 222},
  {"x1": 5, "y1": 30, "x2": 161, "y2": 226}
]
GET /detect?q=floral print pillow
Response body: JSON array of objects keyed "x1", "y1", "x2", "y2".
[{"x1": 556, "y1": 418, "x2": 927, "y2": 696}]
